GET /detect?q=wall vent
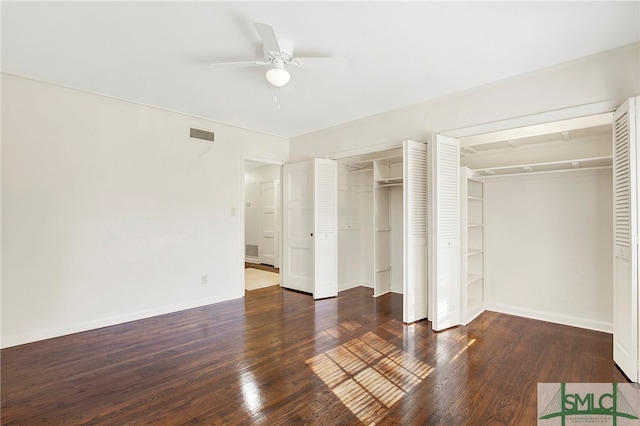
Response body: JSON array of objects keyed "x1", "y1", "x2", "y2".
[
  {"x1": 190, "y1": 128, "x2": 215, "y2": 143},
  {"x1": 245, "y1": 244, "x2": 259, "y2": 258}
]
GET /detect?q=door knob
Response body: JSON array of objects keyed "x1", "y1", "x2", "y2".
[{"x1": 310, "y1": 232, "x2": 314, "y2": 237}]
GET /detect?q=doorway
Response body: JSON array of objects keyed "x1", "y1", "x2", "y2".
[{"x1": 243, "y1": 159, "x2": 282, "y2": 291}]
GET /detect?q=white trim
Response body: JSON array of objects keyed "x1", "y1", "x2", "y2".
[
  {"x1": 459, "y1": 113, "x2": 613, "y2": 148},
  {"x1": 486, "y1": 303, "x2": 613, "y2": 334},
  {"x1": 324, "y1": 141, "x2": 404, "y2": 160},
  {"x1": 338, "y1": 281, "x2": 367, "y2": 292},
  {"x1": 1, "y1": 293, "x2": 242, "y2": 349},
  {"x1": 442, "y1": 99, "x2": 621, "y2": 140},
  {"x1": 340, "y1": 280, "x2": 375, "y2": 290},
  {"x1": 243, "y1": 156, "x2": 285, "y2": 166},
  {"x1": 1, "y1": 72, "x2": 289, "y2": 139},
  {"x1": 241, "y1": 156, "x2": 284, "y2": 293}
]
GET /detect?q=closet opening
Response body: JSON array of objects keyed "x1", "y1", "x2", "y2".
[
  {"x1": 330, "y1": 140, "x2": 437, "y2": 325},
  {"x1": 337, "y1": 147, "x2": 405, "y2": 298},
  {"x1": 454, "y1": 111, "x2": 615, "y2": 331}
]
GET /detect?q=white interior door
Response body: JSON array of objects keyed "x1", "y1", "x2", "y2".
[
  {"x1": 313, "y1": 158, "x2": 338, "y2": 299},
  {"x1": 613, "y1": 97, "x2": 639, "y2": 382},
  {"x1": 428, "y1": 135, "x2": 461, "y2": 331},
  {"x1": 282, "y1": 161, "x2": 313, "y2": 294},
  {"x1": 259, "y1": 181, "x2": 277, "y2": 266},
  {"x1": 403, "y1": 140, "x2": 428, "y2": 322},
  {"x1": 282, "y1": 159, "x2": 337, "y2": 298}
]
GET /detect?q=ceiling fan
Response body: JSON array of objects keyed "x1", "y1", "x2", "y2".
[{"x1": 210, "y1": 22, "x2": 347, "y2": 87}]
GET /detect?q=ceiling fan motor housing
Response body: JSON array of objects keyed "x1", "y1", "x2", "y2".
[{"x1": 266, "y1": 38, "x2": 293, "y2": 62}]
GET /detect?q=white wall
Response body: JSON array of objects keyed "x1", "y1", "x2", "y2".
[
  {"x1": 290, "y1": 43, "x2": 639, "y2": 161},
  {"x1": 484, "y1": 169, "x2": 613, "y2": 332},
  {"x1": 1, "y1": 74, "x2": 289, "y2": 347},
  {"x1": 244, "y1": 164, "x2": 280, "y2": 261}
]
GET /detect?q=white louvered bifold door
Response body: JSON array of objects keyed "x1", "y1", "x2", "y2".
[
  {"x1": 313, "y1": 158, "x2": 338, "y2": 299},
  {"x1": 403, "y1": 140, "x2": 429, "y2": 322},
  {"x1": 428, "y1": 135, "x2": 461, "y2": 331},
  {"x1": 613, "y1": 97, "x2": 639, "y2": 382},
  {"x1": 282, "y1": 161, "x2": 313, "y2": 294}
]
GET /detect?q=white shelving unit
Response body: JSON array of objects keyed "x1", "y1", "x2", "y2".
[
  {"x1": 373, "y1": 157, "x2": 402, "y2": 296},
  {"x1": 460, "y1": 166, "x2": 485, "y2": 323}
]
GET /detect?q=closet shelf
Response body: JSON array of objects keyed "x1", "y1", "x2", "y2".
[
  {"x1": 344, "y1": 160, "x2": 373, "y2": 173},
  {"x1": 375, "y1": 228, "x2": 391, "y2": 232},
  {"x1": 376, "y1": 266, "x2": 391, "y2": 273},
  {"x1": 345, "y1": 153, "x2": 402, "y2": 173},
  {"x1": 472, "y1": 156, "x2": 612, "y2": 178},
  {"x1": 376, "y1": 177, "x2": 403, "y2": 187},
  {"x1": 462, "y1": 166, "x2": 486, "y2": 326},
  {"x1": 468, "y1": 274, "x2": 484, "y2": 285}
]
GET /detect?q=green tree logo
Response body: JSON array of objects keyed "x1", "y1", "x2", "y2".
[{"x1": 539, "y1": 383, "x2": 639, "y2": 425}]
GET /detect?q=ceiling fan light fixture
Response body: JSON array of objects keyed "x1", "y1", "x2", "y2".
[{"x1": 265, "y1": 67, "x2": 290, "y2": 87}]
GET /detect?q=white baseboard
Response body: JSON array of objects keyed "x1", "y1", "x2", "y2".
[
  {"x1": 486, "y1": 302, "x2": 613, "y2": 334},
  {"x1": 338, "y1": 281, "x2": 374, "y2": 292},
  {"x1": 1, "y1": 293, "x2": 242, "y2": 349},
  {"x1": 339, "y1": 281, "x2": 362, "y2": 291},
  {"x1": 360, "y1": 280, "x2": 374, "y2": 289},
  {"x1": 245, "y1": 256, "x2": 260, "y2": 264}
]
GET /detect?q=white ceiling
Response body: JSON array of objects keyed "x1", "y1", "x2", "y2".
[{"x1": 2, "y1": 1, "x2": 639, "y2": 138}]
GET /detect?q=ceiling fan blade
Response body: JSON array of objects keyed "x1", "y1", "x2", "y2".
[
  {"x1": 253, "y1": 22, "x2": 281, "y2": 55},
  {"x1": 209, "y1": 60, "x2": 265, "y2": 67},
  {"x1": 293, "y1": 57, "x2": 347, "y2": 69}
]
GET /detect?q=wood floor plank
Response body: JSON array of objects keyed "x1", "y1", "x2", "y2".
[{"x1": 1, "y1": 286, "x2": 630, "y2": 425}]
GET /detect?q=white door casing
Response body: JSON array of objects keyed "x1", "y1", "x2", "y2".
[
  {"x1": 403, "y1": 140, "x2": 429, "y2": 323},
  {"x1": 428, "y1": 135, "x2": 461, "y2": 331},
  {"x1": 613, "y1": 97, "x2": 639, "y2": 383},
  {"x1": 274, "y1": 179, "x2": 281, "y2": 269}
]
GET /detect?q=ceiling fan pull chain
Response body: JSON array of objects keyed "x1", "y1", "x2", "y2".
[{"x1": 274, "y1": 89, "x2": 281, "y2": 109}]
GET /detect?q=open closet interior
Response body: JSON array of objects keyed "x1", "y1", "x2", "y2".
[
  {"x1": 340, "y1": 147, "x2": 406, "y2": 297},
  {"x1": 335, "y1": 138, "x2": 458, "y2": 327},
  {"x1": 318, "y1": 99, "x2": 637, "y2": 381},
  {"x1": 333, "y1": 112, "x2": 615, "y2": 329},
  {"x1": 457, "y1": 113, "x2": 614, "y2": 330}
]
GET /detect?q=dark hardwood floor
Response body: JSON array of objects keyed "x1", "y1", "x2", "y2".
[
  {"x1": 1, "y1": 286, "x2": 629, "y2": 425},
  {"x1": 245, "y1": 262, "x2": 279, "y2": 274}
]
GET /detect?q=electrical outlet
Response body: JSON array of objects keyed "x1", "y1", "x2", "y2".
[{"x1": 201, "y1": 274, "x2": 208, "y2": 285}]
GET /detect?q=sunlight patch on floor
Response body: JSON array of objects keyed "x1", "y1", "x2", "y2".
[
  {"x1": 449, "y1": 338, "x2": 477, "y2": 363},
  {"x1": 306, "y1": 331, "x2": 434, "y2": 425},
  {"x1": 326, "y1": 320, "x2": 363, "y2": 338}
]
